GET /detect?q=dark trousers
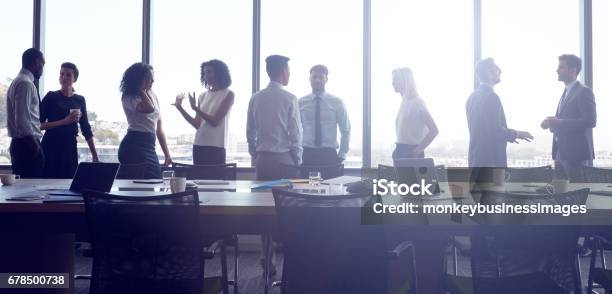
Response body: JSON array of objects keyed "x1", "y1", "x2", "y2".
[
  {"x1": 555, "y1": 159, "x2": 593, "y2": 179},
  {"x1": 255, "y1": 151, "x2": 295, "y2": 181},
  {"x1": 10, "y1": 138, "x2": 44, "y2": 178},
  {"x1": 118, "y1": 131, "x2": 162, "y2": 179},
  {"x1": 392, "y1": 143, "x2": 424, "y2": 164},
  {"x1": 302, "y1": 147, "x2": 341, "y2": 166},
  {"x1": 193, "y1": 145, "x2": 226, "y2": 165},
  {"x1": 42, "y1": 133, "x2": 78, "y2": 179}
]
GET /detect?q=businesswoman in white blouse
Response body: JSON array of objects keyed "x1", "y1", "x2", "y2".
[
  {"x1": 174, "y1": 59, "x2": 234, "y2": 165},
  {"x1": 391, "y1": 67, "x2": 439, "y2": 164},
  {"x1": 118, "y1": 63, "x2": 172, "y2": 178}
]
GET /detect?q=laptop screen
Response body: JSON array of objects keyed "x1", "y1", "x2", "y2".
[{"x1": 69, "y1": 162, "x2": 120, "y2": 193}]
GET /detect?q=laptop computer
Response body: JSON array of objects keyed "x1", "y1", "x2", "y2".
[
  {"x1": 393, "y1": 158, "x2": 441, "y2": 195},
  {"x1": 45, "y1": 162, "x2": 120, "y2": 196}
]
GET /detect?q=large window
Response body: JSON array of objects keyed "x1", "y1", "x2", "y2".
[
  {"x1": 371, "y1": 0, "x2": 474, "y2": 166},
  {"x1": 0, "y1": 1, "x2": 33, "y2": 164},
  {"x1": 261, "y1": 0, "x2": 363, "y2": 167},
  {"x1": 593, "y1": 0, "x2": 612, "y2": 166},
  {"x1": 43, "y1": 0, "x2": 142, "y2": 162},
  {"x1": 1, "y1": 1, "x2": 608, "y2": 169},
  {"x1": 151, "y1": 0, "x2": 252, "y2": 166},
  {"x1": 482, "y1": 0, "x2": 580, "y2": 167}
]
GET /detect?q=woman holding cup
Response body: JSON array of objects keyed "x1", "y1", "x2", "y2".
[{"x1": 40, "y1": 62, "x2": 99, "y2": 178}]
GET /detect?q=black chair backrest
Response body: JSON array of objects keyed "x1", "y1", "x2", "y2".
[
  {"x1": 171, "y1": 162, "x2": 237, "y2": 180},
  {"x1": 470, "y1": 188, "x2": 589, "y2": 293},
  {"x1": 83, "y1": 190, "x2": 203, "y2": 294},
  {"x1": 506, "y1": 165, "x2": 553, "y2": 183},
  {"x1": 568, "y1": 166, "x2": 612, "y2": 183},
  {"x1": 272, "y1": 189, "x2": 387, "y2": 293},
  {"x1": 116, "y1": 163, "x2": 147, "y2": 180},
  {"x1": 435, "y1": 165, "x2": 448, "y2": 182},
  {"x1": 377, "y1": 164, "x2": 397, "y2": 181},
  {"x1": 280, "y1": 163, "x2": 344, "y2": 180}
]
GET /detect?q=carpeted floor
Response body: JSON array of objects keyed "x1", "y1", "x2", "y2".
[
  {"x1": 74, "y1": 249, "x2": 284, "y2": 294},
  {"x1": 74, "y1": 247, "x2": 609, "y2": 293}
]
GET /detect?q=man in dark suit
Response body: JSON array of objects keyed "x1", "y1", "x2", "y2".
[
  {"x1": 466, "y1": 58, "x2": 533, "y2": 168},
  {"x1": 541, "y1": 54, "x2": 596, "y2": 174}
]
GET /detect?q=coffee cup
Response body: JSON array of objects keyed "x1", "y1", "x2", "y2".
[
  {"x1": 0, "y1": 174, "x2": 20, "y2": 186},
  {"x1": 70, "y1": 108, "x2": 81, "y2": 119},
  {"x1": 552, "y1": 179, "x2": 569, "y2": 193},
  {"x1": 170, "y1": 177, "x2": 187, "y2": 193}
]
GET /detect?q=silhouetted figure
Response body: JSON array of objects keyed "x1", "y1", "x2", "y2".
[
  {"x1": 40, "y1": 62, "x2": 99, "y2": 178},
  {"x1": 541, "y1": 54, "x2": 596, "y2": 175},
  {"x1": 466, "y1": 58, "x2": 532, "y2": 168},
  {"x1": 391, "y1": 67, "x2": 439, "y2": 164},
  {"x1": 6, "y1": 48, "x2": 46, "y2": 178},
  {"x1": 118, "y1": 63, "x2": 172, "y2": 179}
]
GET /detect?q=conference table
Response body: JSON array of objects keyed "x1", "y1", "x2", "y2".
[{"x1": 2, "y1": 179, "x2": 612, "y2": 294}]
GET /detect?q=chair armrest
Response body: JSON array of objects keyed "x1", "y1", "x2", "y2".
[
  {"x1": 203, "y1": 240, "x2": 223, "y2": 259},
  {"x1": 449, "y1": 236, "x2": 471, "y2": 255},
  {"x1": 387, "y1": 241, "x2": 413, "y2": 260}
]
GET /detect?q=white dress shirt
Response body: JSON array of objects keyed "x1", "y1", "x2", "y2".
[
  {"x1": 298, "y1": 91, "x2": 351, "y2": 158},
  {"x1": 7, "y1": 68, "x2": 42, "y2": 139},
  {"x1": 247, "y1": 81, "x2": 303, "y2": 165}
]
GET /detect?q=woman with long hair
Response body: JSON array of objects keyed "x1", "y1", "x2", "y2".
[
  {"x1": 40, "y1": 62, "x2": 98, "y2": 178},
  {"x1": 391, "y1": 67, "x2": 439, "y2": 162},
  {"x1": 174, "y1": 59, "x2": 234, "y2": 165},
  {"x1": 118, "y1": 63, "x2": 172, "y2": 179}
]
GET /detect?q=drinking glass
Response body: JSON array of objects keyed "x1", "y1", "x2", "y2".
[
  {"x1": 162, "y1": 170, "x2": 175, "y2": 190},
  {"x1": 308, "y1": 171, "x2": 322, "y2": 186}
]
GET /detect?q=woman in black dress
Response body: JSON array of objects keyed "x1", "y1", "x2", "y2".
[{"x1": 40, "y1": 62, "x2": 99, "y2": 178}]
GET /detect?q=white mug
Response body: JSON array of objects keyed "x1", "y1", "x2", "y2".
[
  {"x1": 170, "y1": 177, "x2": 187, "y2": 193},
  {"x1": 70, "y1": 108, "x2": 81, "y2": 119},
  {"x1": 552, "y1": 179, "x2": 569, "y2": 194},
  {"x1": 0, "y1": 174, "x2": 20, "y2": 186}
]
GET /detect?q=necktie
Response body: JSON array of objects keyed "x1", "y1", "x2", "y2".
[
  {"x1": 556, "y1": 89, "x2": 567, "y2": 116},
  {"x1": 314, "y1": 96, "x2": 322, "y2": 147}
]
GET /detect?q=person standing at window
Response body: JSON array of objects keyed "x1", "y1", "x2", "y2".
[
  {"x1": 40, "y1": 62, "x2": 99, "y2": 178},
  {"x1": 298, "y1": 64, "x2": 350, "y2": 166},
  {"x1": 392, "y1": 67, "x2": 439, "y2": 164},
  {"x1": 174, "y1": 59, "x2": 234, "y2": 165},
  {"x1": 541, "y1": 54, "x2": 596, "y2": 175},
  {"x1": 246, "y1": 55, "x2": 302, "y2": 276},
  {"x1": 118, "y1": 63, "x2": 172, "y2": 179},
  {"x1": 6, "y1": 48, "x2": 46, "y2": 178},
  {"x1": 466, "y1": 58, "x2": 532, "y2": 168},
  {"x1": 247, "y1": 55, "x2": 302, "y2": 180}
]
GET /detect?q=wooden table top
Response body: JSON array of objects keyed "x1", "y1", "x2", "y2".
[{"x1": 3, "y1": 179, "x2": 612, "y2": 216}]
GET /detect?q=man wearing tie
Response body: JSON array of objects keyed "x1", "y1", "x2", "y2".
[
  {"x1": 298, "y1": 64, "x2": 351, "y2": 166},
  {"x1": 6, "y1": 48, "x2": 46, "y2": 178},
  {"x1": 466, "y1": 58, "x2": 533, "y2": 168},
  {"x1": 541, "y1": 54, "x2": 596, "y2": 174}
]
